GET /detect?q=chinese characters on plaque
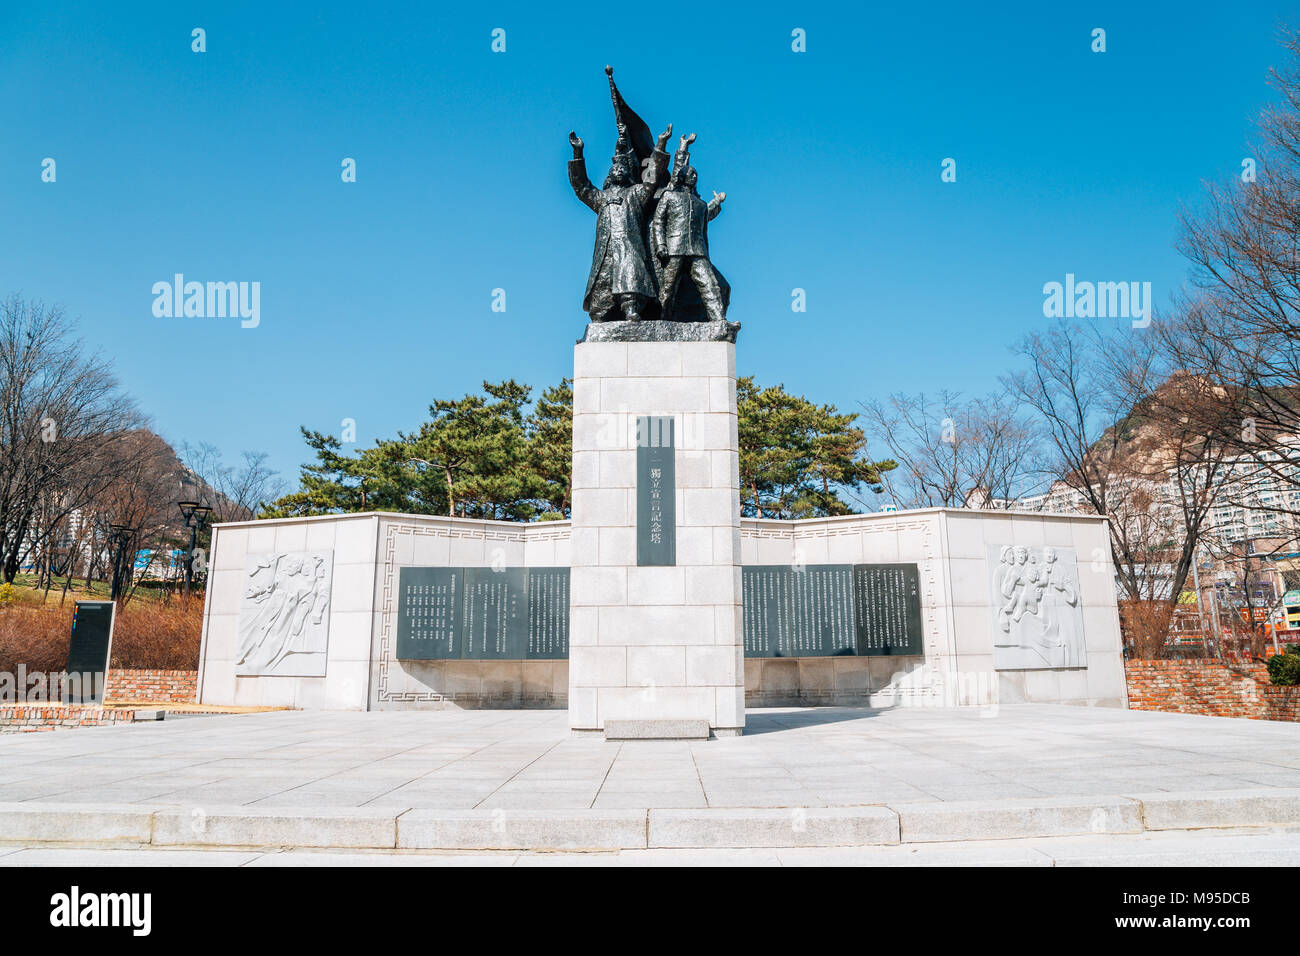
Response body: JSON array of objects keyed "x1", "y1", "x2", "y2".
[
  {"x1": 637, "y1": 415, "x2": 676, "y2": 566},
  {"x1": 396, "y1": 566, "x2": 569, "y2": 661},
  {"x1": 398, "y1": 563, "x2": 921, "y2": 661},
  {"x1": 742, "y1": 563, "x2": 924, "y2": 657}
]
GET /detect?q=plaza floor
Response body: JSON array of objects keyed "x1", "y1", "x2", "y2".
[
  {"x1": 2, "y1": 704, "x2": 1300, "y2": 810},
  {"x1": 1, "y1": 705, "x2": 1298, "y2": 857}
]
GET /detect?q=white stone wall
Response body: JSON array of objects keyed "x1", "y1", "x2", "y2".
[
  {"x1": 197, "y1": 507, "x2": 1126, "y2": 712},
  {"x1": 740, "y1": 509, "x2": 1127, "y2": 708},
  {"x1": 942, "y1": 510, "x2": 1126, "y2": 707},
  {"x1": 197, "y1": 513, "x2": 380, "y2": 710},
  {"x1": 568, "y1": 341, "x2": 745, "y2": 732},
  {"x1": 741, "y1": 512, "x2": 945, "y2": 706},
  {"x1": 367, "y1": 514, "x2": 572, "y2": 710}
]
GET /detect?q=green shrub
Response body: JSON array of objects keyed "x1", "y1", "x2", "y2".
[{"x1": 1267, "y1": 651, "x2": 1300, "y2": 686}]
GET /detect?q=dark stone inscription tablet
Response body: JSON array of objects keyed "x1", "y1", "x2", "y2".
[
  {"x1": 742, "y1": 566, "x2": 780, "y2": 656},
  {"x1": 636, "y1": 416, "x2": 676, "y2": 566},
  {"x1": 396, "y1": 566, "x2": 570, "y2": 660},
  {"x1": 741, "y1": 565, "x2": 856, "y2": 657},
  {"x1": 462, "y1": 567, "x2": 529, "y2": 660},
  {"x1": 526, "y1": 567, "x2": 569, "y2": 659},
  {"x1": 396, "y1": 567, "x2": 461, "y2": 660},
  {"x1": 65, "y1": 601, "x2": 115, "y2": 703},
  {"x1": 854, "y1": 563, "x2": 923, "y2": 655},
  {"x1": 742, "y1": 563, "x2": 923, "y2": 658}
]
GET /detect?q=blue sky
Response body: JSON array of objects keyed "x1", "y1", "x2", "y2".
[{"x1": 2, "y1": 2, "x2": 1295, "y2": 489}]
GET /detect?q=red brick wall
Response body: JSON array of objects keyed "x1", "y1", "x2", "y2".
[
  {"x1": 0, "y1": 705, "x2": 144, "y2": 733},
  {"x1": 105, "y1": 669, "x2": 197, "y2": 703},
  {"x1": 1125, "y1": 659, "x2": 1300, "y2": 721}
]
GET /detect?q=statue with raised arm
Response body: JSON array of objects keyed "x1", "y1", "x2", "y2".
[
  {"x1": 568, "y1": 120, "x2": 671, "y2": 322},
  {"x1": 652, "y1": 133, "x2": 729, "y2": 323}
]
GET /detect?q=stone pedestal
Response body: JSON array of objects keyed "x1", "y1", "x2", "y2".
[{"x1": 568, "y1": 339, "x2": 744, "y2": 735}]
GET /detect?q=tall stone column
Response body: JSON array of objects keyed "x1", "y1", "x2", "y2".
[{"x1": 568, "y1": 339, "x2": 744, "y2": 737}]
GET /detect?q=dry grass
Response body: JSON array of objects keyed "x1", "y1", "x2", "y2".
[{"x1": 0, "y1": 600, "x2": 203, "y2": 673}]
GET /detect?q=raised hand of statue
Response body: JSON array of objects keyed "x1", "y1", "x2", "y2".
[
  {"x1": 712, "y1": 190, "x2": 726, "y2": 204},
  {"x1": 656, "y1": 123, "x2": 673, "y2": 150},
  {"x1": 569, "y1": 131, "x2": 584, "y2": 159},
  {"x1": 679, "y1": 132, "x2": 696, "y2": 151},
  {"x1": 616, "y1": 122, "x2": 629, "y2": 151}
]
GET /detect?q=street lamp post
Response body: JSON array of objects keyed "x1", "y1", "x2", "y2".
[
  {"x1": 107, "y1": 523, "x2": 133, "y2": 603},
  {"x1": 177, "y1": 500, "x2": 213, "y2": 611}
]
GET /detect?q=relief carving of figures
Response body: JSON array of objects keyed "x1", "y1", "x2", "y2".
[
  {"x1": 236, "y1": 550, "x2": 334, "y2": 676},
  {"x1": 988, "y1": 545, "x2": 1084, "y2": 670}
]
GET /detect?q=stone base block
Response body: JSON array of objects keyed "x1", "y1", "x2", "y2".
[
  {"x1": 580, "y1": 319, "x2": 740, "y2": 343},
  {"x1": 604, "y1": 718, "x2": 711, "y2": 740}
]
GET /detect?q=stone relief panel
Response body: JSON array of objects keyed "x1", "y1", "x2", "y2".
[
  {"x1": 235, "y1": 551, "x2": 334, "y2": 677},
  {"x1": 988, "y1": 545, "x2": 1085, "y2": 670}
]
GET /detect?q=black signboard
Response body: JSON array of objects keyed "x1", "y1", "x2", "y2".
[
  {"x1": 396, "y1": 567, "x2": 569, "y2": 661},
  {"x1": 636, "y1": 415, "x2": 676, "y2": 566},
  {"x1": 65, "y1": 600, "x2": 115, "y2": 703},
  {"x1": 854, "y1": 563, "x2": 924, "y2": 655},
  {"x1": 742, "y1": 563, "x2": 924, "y2": 658}
]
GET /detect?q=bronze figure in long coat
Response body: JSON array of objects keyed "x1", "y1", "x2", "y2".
[
  {"x1": 568, "y1": 124, "x2": 670, "y2": 321},
  {"x1": 651, "y1": 134, "x2": 730, "y2": 323}
]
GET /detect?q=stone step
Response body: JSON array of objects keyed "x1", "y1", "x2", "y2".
[
  {"x1": 603, "y1": 719, "x2": 711, "y2": 740},
  {"x1": 0, "y1": 789, "x2": 1296, "y2": 852}
]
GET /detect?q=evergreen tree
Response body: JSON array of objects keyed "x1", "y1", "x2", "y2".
[
  {"x1": 401, "y1": 380, "x2": 535, "y2": 520},
  {"x1": 527, "y1": 378, "x2": 572, "y2": 518},
  {"x1": 737, "y1": 377, "x2": 895, "y2": 518},
  {"x1": 261, "y1": 429, "x2": 417, "y2": 517}
]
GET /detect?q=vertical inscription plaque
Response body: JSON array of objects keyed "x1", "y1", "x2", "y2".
[
  {"x1": 396, "y1": 567, "x2": 461, "y2": 660},
  {"x1": 527, "y1": 567, "x2": 570, "y2": 659},
  {"x1": 462, "y1": 567, "x2": 528, "y2": 660},
  {"x1": 854, "y1": 563, "x2": 923, "y2": 655},
  {"x1": 636, "y1": 416, "x2": 676, "y2": 566}
]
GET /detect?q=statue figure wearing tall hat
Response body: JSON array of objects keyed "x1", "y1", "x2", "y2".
[
  {"x1": 568, "y1": 107, "x2": 671, "y2": 322},
  {"x1": 651, "y1": 134, "x2": 729, "y2": 323}
]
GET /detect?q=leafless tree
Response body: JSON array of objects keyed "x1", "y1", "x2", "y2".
[
  {"x1": 1164, "y1": 29, "x2": 1300, "y2": 549},
  {"x1": 860, "y1": 388, "x2": 1044, "y2": 509},
  {"x1": 180, "y1": 442, "x2": 285, "y2": 523},
  {"x1": 1007, "y1": 319, "x2": 1238, "y2": 655},
  {"x1": 0, "y1": 295, "x2": 148, "y2": 583}
]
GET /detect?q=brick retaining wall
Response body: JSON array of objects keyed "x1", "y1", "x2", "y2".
[
  {"x1": 1125, "y1": 659, "x2": 1300, "y2": 721},
  {"x1": 105, "y1": 668, "x2": 197, "y2": 703},
  {"x1": 0, "y1": 705, "x2": 152, "y2": 733}
]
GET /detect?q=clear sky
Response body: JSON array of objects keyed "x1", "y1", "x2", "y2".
[{"x1": 2, "y1": 2, "x2": 1295, "y2": 488}]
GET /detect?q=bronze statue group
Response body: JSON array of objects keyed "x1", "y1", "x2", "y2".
[{"x1": 568, "y1": 67, "x2": 730, "y2": 325}]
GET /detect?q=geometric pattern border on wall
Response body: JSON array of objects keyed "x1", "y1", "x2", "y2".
[
  {"x1": 374, "y1": 521, "x2": 569, "y2": 703},
  {"x1": 742, "y1": 518, "x2": 945, "y2": 702}
]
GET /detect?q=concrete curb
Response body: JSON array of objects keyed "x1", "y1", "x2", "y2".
[
  {"x1": 895, "y1": 796, "x2": 1143, "y2": 843},
  {"x1": 0, "y1": 789, "x2": 1296, "y2": 851},
  {"x1": 398, "y1": 809, "x2": 645, "y2": 850},
  {"x1": 648, "y1": 807, "x2": 900, "y2": 848}
]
